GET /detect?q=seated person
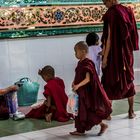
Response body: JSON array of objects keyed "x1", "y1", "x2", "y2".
[
  {"x1": 26, "y1": 65, "x2": 70, "y2": 122},
  {"x1": 0, "y1": 85, "x2": 18, "y2": 119}
]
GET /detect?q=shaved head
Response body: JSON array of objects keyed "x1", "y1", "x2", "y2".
[{"x1": 102, "y1": 0, "x2": 119, "y2": 8}]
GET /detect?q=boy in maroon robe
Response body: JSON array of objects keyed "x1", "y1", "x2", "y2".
[
  {"x1": 70, "y1": 41, "x2": 112, "y2": 136},
  {"x1": 26, "y1": 65, "x2": 70, "y2": 122},
  {"x1": 101, "y1": 0, "x2": 139, "y2": 119}
]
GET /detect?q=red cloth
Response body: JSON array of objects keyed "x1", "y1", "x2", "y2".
[
  {"x1": 26, "y1": 77, "x2": 70, "y2": 122},
  {"x1": 74, "y1": 58, "x2": 112, "y2": 133},
  {"x1": 101, "y1": 4, "x2": 139, "y2": 100}
]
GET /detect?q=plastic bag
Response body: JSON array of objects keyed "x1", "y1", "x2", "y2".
[
  {"x1": 66, "y1": 92, "x2": 79, "y2": 116},
  {"x1": 15, "y1": 77, "x2": 39, "y2": 106}
]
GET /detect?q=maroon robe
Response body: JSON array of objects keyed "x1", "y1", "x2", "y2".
[
  {"x1": 74, "y1": 58, "x2": 112, "y2": 133},
  {"x1": 101, "y1": 4, "x2": 139, "y2": 100},
  {"x1": 26, "y1": 77, "x2": 70, "y2": 122}
]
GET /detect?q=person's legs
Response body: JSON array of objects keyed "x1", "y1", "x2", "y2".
[{"x1": 128, "y1": 96, "x2": 136, "y2": 119}]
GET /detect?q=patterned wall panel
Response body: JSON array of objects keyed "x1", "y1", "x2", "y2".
[
  {"x1": 0, "y1": 1, "x2": 139, "y2": 38},
  {"x1": 0, "y1": 0, "x2": 139, "y2": 6}
]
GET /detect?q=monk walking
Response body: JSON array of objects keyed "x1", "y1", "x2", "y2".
[
  {"x1": 70, "y1": 41, "x2": 112, "y2": 136},
  {"x1": 101, "y1": 0, "x2": 139, "y2": 119}
]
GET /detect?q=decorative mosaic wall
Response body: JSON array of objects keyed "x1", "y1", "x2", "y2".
[{"x1": 0, "y1": 0, "x2": 139, "y2": 39}]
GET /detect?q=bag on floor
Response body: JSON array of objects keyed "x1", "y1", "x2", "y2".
[
  {"x1": 15, "y1": 77, "x2": 39, "y2": 106},
  {"x1": 66, "y1": 92, "x2": 79, "y2": 116},
  {"x1": 0, "y1": 95, "x2": 9, "y2": 120}
]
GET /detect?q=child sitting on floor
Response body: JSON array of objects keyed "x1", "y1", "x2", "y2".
[{"x1": 26, "y1": 65, "x2": 70, "y2": 122}]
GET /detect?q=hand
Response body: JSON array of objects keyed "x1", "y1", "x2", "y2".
[
  {"x1": 102, "y1": 57, "x2": 107, "y2": 69},
  {"x1": 72, "y1": 84, "x2": 79, "y2": 91}
]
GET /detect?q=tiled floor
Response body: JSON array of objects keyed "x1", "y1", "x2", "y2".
[
  {"x1": 0, "y1": 86, "x2": 140, "y2": 139},
  {"x1": 1, "y1": 111, "x2": 140, "y2": 140}
]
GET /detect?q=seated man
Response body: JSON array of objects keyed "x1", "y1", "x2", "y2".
[{"x1": 26, "y1": 65, "x2": 70, "y2": 122}]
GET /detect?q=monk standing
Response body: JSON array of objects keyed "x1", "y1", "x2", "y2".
[{"x1": 101, "y1": 0, "x2": 139, "y2": 119}]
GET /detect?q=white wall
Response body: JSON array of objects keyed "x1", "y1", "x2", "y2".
[{"x1": 0, "y1": 32, "x2": 140, "y2": 99}]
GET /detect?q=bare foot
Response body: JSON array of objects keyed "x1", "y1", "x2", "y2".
[
  {"x1": 98, "y1": 123, "x2": 108, "y2": 136},
  {"x1": 106, "y1": 115, "x2": 112, "y2": 120},
  {"x1": 69, "y1": 131, "x2": 85, "y2": 136},
  {"x1": 45, "y1": 113, "x2": 52, "y2": 122},
  {"x1": 128, "y1": 110, "x2": 136, "y2": 119}
]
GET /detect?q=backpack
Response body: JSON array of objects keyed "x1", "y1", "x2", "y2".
[{"x1": 0, "y1": 95, "x2": 9, "y2": 120}]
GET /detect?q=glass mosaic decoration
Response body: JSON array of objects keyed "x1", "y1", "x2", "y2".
[
  {"x1": 0, "y1": 0, "x2": 139, "y2": 7},
  {"x1": 0, "y1": 0, "x2": 139, "y2": 39}
]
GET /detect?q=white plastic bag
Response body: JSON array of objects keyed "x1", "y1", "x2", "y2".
[{"x1": 66, "y1": 92, "x2": 79, "y2": 116}]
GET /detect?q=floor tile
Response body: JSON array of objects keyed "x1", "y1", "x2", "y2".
[
  {"x1": 0, "y1": 135, "x2": 29, "y2": 140},
  {"x1": 0, "y1": 87, "x2": 140, "y2": 139}
]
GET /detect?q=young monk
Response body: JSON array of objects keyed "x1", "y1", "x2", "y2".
[
  {"x1": 26, "y1": 65, "x2": 70, "y2": 122},
  {"x1": 70, "y1": 41, "x2": 112, "y2": 136},
  {"x1": 101, "y1": 0, "x2": 139, "y2": 119}
]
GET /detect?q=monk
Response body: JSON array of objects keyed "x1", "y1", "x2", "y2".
[
  {"x1": 26, "y1": 65, "x2": 70, "y2": 122},
  {"x1": 101, "y1": 0, "x2": 139, "y2": 119},
  {"x1": 70, "y1": 41, "x2": 112, "y2": 136}
]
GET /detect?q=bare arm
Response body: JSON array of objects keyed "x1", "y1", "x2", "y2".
[
  {"x1": 0, "y1": 85, "x2": 18, "y2": 95},
  {"x1": 46, "y1": 96, "x2": 51, "y2": 107},
  {"x1": 0, "y1": 88, "x2": 9, "y2": 95},
  {"x1": 73, "y1": 72, "x2": 90, "y2": 91},
  {"x1": 102, "y1": 26, "x2": 111, "y2": 68}
]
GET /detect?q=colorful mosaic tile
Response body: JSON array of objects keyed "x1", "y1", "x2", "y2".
[
  {"x1": 0, "y1": 0, "x2": 139, "y2": 7},
  {"x1": 0, "y1": 2, "x2": 139, "y2": 38}
]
